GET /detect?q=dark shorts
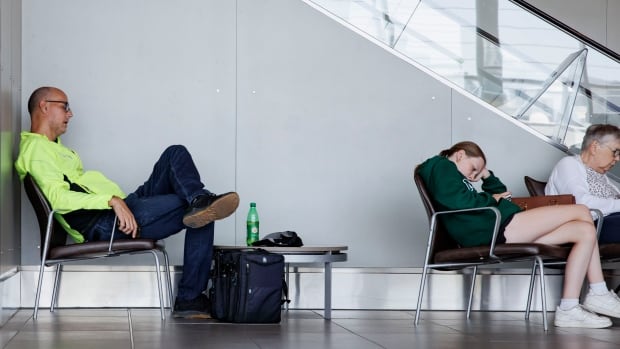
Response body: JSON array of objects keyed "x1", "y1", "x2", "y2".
[{"x1": 495, "y1": 213, "x2": 516, "y2": 244}]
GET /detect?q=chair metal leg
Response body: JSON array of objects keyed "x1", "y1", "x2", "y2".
[
  {"x1": 414, "y1": 265, "x2": 430, "y2": 325},
  {"x1": 33, "y1": 261, "x2": 48, "y2": 320},
  {"x1": 525, "y1": 260, "x2": 538, "y2": 320},
  {"x1": 50, "y1": 264, "x2": 62, "y2": 312},
  {"x1": 162, "y1": 249, "x2": 174, "y2": 310},
  {"x1": 537, "y1": 257, "x2": 549, "y2": 331},
  {"x1": 149, "y1": 251, "x2": 166, "y2": 320},
  {"x1": 466, "y1": 266, "x2": 478, "y2": 319}
]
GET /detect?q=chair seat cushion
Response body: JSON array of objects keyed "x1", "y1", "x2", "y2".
[
  {"x1": 48, "y1": 239, "x2": 158, "y2": 260},
  {"x1": 434, "y1": 243, "x2": 570, "y2": 264},
  {"x1": 599, "y1": 243, "x2": 620, "y2": 261}
]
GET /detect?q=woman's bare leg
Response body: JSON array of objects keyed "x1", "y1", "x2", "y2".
[
  {"x1": 503, "y1": 204, "x2": 602, "y2": 298},
  {"x1": 503, "y1": 204, "x2": 593, "y2": 242}
]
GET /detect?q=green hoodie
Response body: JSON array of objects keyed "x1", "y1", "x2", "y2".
[
  {"x1": 416, "y1": 155, "x2": 522, "y2": 247},
  {"x1": 15, "y1": 132, "x2": 126, "y2": 243}
]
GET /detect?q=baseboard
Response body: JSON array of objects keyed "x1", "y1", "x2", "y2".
[{"x1": 17, "y1": 266, "x2": 583, "y2": 311}]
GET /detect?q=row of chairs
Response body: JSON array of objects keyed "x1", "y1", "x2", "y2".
[
  {"x1": 413, "y1": 174, "x2": 620, "y2": 331},
  {"x1": 25, "y1": 170, "x2": 620, "y2": 327}
]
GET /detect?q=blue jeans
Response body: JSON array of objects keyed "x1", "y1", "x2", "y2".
[{"x1": 84, "y1": 145, "x2": 214, "y2": 302}]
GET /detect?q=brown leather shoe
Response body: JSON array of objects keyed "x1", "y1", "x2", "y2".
[{"x1": 182, "y1": 192, "x2": 240, "y2": 228}]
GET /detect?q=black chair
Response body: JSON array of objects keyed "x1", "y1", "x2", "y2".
[
  {"x1": 524, "y1": 176, "x2": 547, "y2": 196},
  {"x1": 414, "y1": 172, "x2": 571, "y2": 331},
  {"x1": 23, "y1": 173, "x2": 174, "y2": 319}
]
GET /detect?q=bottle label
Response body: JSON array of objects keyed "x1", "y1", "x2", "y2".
[{"x1": 247, "y1": 222, "x2": 259, "y2": 246}]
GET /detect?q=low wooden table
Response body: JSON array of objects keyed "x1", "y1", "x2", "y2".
[{"x1": 214, "y1": 245, "x2": 348, "y2": 319}]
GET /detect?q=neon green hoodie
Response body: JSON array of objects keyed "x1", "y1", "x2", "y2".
[
  {"x1": 15, "y1": 132, "x2": 126, "y2": 243},
  {"x1": 416, "y1": 155, "x2": 522, "y2": 247}
]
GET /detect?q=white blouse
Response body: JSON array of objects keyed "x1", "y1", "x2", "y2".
[{"x1": 545, "y1": 155, "x2": 620, "y2": 216}]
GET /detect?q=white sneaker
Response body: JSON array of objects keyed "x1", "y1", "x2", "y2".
[
  {"x1": 554, "y1": 305, "x2": 612, "y2": 328},
  {"x1": 583, "y1": 290, "x2": 620, "y2": 318}
]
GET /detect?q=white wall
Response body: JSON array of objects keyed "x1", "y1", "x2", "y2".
[
  {"x1": 19, "y1": 0, "x2": 567, "y2": 270},
  {"x1": 14, "y1": 0, "x2": 586, "y2": 311},
  {"x1": 21, "y1": 0, "x2": 238, "y2": 266}
]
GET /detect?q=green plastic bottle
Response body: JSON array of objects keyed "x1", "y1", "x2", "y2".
[{"x1": 246, "y1": 202, "x2": 259, "y2": 246}]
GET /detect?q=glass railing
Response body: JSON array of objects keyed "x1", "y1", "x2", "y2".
[{"x1": 306, "y1": 0, "x2": 620, "y2": 155}]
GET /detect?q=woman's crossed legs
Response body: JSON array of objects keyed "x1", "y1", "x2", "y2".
[{"x1": 503, "y1": 204, "x2": 600, "y2": 299}]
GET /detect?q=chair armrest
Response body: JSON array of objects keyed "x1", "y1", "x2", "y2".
[
  {"x1": 107, "y1": 216, "x2": 119, "y2": 253},
  {"x1": 430, "y1": 206, "x2": 502, "y2": 259},
  {"x1": 589, "y1": 208, "x2": 603, "y2": 239},
  {"x1": 40, "y1": 210, "x2": 57, "y2": 263}
]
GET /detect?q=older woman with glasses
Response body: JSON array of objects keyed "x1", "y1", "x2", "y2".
[{"x1": 546, "y1": 124, "x2": 620, "y2": 244}]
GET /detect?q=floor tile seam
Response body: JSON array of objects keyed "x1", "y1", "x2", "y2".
[
  {"x1": 1, "y1": 330, "x2": 21, "y2": 349},
  {"x1": 1, "y1": 311, "x2": 31, "y2": 331},
  {"x1": 428, "y1": 321, "x2": 483, "y2": 336},
  {"x1": 1, "y1": 311, "x2": 35, "y2": 348},
  {"x1": 11, "y1": 330, "x2": 131, "y2": 334},
  {"x1": 305, "y1": 310, "x2": 387, "y2": 336},
  {"x1": 328, "y1": 317, "x2": 391, "y2": 348}
]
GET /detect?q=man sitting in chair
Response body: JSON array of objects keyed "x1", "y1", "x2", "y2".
[{"x1": 15, "y1": 86, "x2": 239, "y2": 318}]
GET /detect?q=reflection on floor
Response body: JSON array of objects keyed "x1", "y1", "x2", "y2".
[{"x1": 2, "y1": 309, "x2": 620, "y2": 348}]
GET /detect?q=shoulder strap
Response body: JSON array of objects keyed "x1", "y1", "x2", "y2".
[{"x1": 281, "y1": 279, "x2": 290, "y2": 305}]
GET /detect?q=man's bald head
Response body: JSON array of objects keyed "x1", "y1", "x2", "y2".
[{"x1": 28, "y1": 87, "x2": 58, "y2": 116}]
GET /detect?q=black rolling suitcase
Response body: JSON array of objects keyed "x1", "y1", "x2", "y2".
[{"x1": 209, "y1": 248, "x2": 287, "y2": 323}]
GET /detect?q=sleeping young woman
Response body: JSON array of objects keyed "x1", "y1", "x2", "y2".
[{"x1": 416, "y1": 141, "x2": 620, "y2": 328}]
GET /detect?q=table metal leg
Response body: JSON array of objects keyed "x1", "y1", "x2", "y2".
[
  {"x1": 285, "y1": 263, "x2": 290, "y2": 311},
  {"x1": 324, "y1": 261, "x2": 332, "y2": 319}
]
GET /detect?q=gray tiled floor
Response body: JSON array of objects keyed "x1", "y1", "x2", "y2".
[{"x1": 2, "y1": 309, "x2": 620, "y2": 349}]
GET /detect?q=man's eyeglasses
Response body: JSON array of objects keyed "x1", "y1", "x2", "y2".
[
  {"x1": 46, "y1": 100, "x2": 71, "y2": 112},
  {"x1": 602, "y1": 143, "x2": 620, "y2": 158}
]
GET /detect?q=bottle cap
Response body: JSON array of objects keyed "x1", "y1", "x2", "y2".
[{"x1": 250, "y1": 202, "x2": 256, "y2": 207}]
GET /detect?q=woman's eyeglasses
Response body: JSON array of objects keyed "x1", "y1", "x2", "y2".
[{"x1": 602, "y1": 143, "x2": 620, "y2": 158}]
